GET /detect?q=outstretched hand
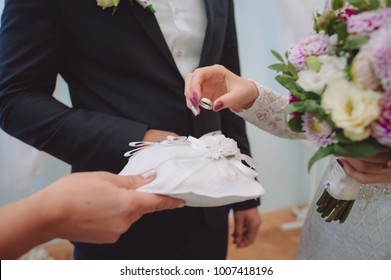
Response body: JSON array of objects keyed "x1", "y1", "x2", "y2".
[
  {"x1": 184, "y1": 65, "x2": 259, "y2": 115},
  {"x1": 47, "y1": 171, "x2": 184, "y2": 244},
  {"x1": 0, "y1": 170, "x2": 185, "y2": 259}
]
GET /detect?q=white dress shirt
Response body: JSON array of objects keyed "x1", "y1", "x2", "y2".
[{"x1": 150, "y1": 0, "x2": 207, "y2": 79}]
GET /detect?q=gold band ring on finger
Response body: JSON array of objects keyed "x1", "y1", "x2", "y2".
[{"x1": 199, "y1": 97, "x2": 213, "y2": 110}]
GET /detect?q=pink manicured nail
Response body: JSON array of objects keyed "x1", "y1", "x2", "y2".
[
  {"x1": 190, "y1": 92, "x2": 199, "y2": 107},
  {"x1": 142, "y1": 169, "x2": 156, "y2": 179},
  {"x1": 213, "y1": 101, "x2": 224, "y2": 111},
  {"x1": 336, "y1": 159, "x2": 344, "y2": 168}
]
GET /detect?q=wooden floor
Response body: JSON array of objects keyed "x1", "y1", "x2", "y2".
[
  {"x1": 42, "y1": 207, "x2": 301, "y2": 260},
  {"x1": 227, "y1": 207, "x2": 301, "y2": 260}
]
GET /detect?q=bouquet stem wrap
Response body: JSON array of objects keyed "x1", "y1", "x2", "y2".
[{"x1": 316, "y1": 157, "x2": 360, "y2": 223}]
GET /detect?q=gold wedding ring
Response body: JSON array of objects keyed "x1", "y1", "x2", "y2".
[{"x1": 199, "y1": 97, "x2": 213, "y2": 110}]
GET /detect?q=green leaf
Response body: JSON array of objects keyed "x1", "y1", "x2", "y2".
[
  {"x1": 287, "y1": 117, "x2": 303, "y2": 133},
  {"x1": 112, "y1": 6, "x2": 119, "y2": 15},
  {"x1": 386, "y1": 0, "x2": 391, "y2": 7},
  {"x1": 324, "y1": 114, "x2": 336, "y2": 128},
  {"x1": 288, "y1": 89, "x2": 307, "y2": 101},
  {"x1": 283, "y1": 81, "x2": 303, "y2": 94},
  {"x1": 306, "y1": 56, "x2": 322, "y2": 73},
  {"x1": 308, "y1": 138, "x2": 384, "y2": 172},
  {"x1": 287, "y1": 63, "x2": 298, "y2": 79},
  {"x1": 343, "y1": 35, "x2": 369, "y2": 50},
  {"x1": 275, "y1": 74, "x2": 296, "y2": 89},
  {"x1": 332, "y1": 0, "x2": 346, "y2": 10},
  {"x1": 285, "y1": 102, "x2": 307, "y2": 115},
  {"x1": 284, "y1": 99, "x2": 326, "y2": 118},
  {"x1": 304, "y1": 91, "x2": 322, "y2": 100},
  {"x1": 271, "y1": 50, "x2": 285, "y2": 63},
  {"x1": 335, "y1": 22, "x2": 349, "y2": 45},
  {"x1": 348, "y1": 0, "x2": 369, "y2": 9},
  {"x1": 304, "y1": 100, "x2": 328, "y2": 120},
  {"x1": 113, "y1": 0, "x2": 120, "y2": 7},
  {"x1": 368, "y1": 0, "x2": 380, "y2": 10},
  {"x1": 313, "y1": 13, "x2": 320, "y2": 33},
  {"x1": 332, "y1": 138, "x2": 384, "y2": 158},
  {"x1": 146, "y1": 5, "x2": 156, "y2": 13},
  {"x1": 308, "y1": 146, "x2": 335, "y2": 171},
  {"x1": 316, "y1": 10, "x2": 337, "y2": 35},
  {"x1": 334, "y1": 131, "x2": 355, "y2": 144},
  {"x1": 268, "y1": 63, "x2": 287, "y2": 72}
]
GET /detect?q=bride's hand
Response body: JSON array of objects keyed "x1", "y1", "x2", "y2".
[
  {"x1": 338, "y1": 151, "x2": 391, "y2": 184},
  {"x1": 184, "y1": 65, "x2": 259, "y2": 116}
]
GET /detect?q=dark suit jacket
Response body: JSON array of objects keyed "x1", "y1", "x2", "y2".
[{"x1": 0, "y1": 0, "x2": 259, "y2": 259}]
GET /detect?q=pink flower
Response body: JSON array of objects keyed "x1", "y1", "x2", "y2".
[
  {"x1": 347, "y1": 8, "x2": 391, "y2": 35},
  {"x1": 336, "y1": 8, "x2": 358, "y2": 22},
  {"x1": 372, "y1": 91, "x2": 391, "y2": 147},
  {"x1": 288, "y1": 35, "x2": 335, "y2": 71},
  {"x1": 362, "y1": 25, "x2": 391, "y2": 92},
  {"x1": 287, "y1": 93, "x2": 302, "y2": 120},
  {"x1": 289, "y1": 92, "x2": 300, "y2": 103},
  {"x1": 302, "y1": 113, "x2": 336, "y2": 148}
]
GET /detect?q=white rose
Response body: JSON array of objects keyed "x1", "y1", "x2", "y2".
[
  {"x1": 219, "y1": 138, "x2": 239, "y2": 158},
  {"x1": 201, "y1": 134, "x2": 239, "y2": 159},
  {"x1": 297, "y1": 55, "x2": 347, "y2": 94},
  {"x1": 321, "y1": 79, "x2": 381, "y2": 141},
  {"x1": 96, "y1": 0, "x2": 115, "y2": 9}
]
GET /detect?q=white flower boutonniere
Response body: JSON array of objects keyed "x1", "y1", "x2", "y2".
[{"x1": 97, "y1": 0, "x2": 155, "y2": 15}]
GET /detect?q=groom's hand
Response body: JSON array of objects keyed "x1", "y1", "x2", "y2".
[
  {"x1": 143, "y1": 129, "x2": 179, "y2": 142},
  {"x1": 232, "y1": 208, "x2": 261, "y2": 248}
]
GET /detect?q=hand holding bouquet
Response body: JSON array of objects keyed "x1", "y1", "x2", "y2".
[{"x1": 269, "y1": 0, "x2": 391, "y2": 223}]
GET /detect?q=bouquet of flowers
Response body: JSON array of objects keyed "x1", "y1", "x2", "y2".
[{"x1": 269, "y1": 0, "x2": 391, "y2": 223}]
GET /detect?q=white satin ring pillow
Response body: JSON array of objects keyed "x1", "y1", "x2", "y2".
[{"x1": 119, "y1": 131, "x2": 265, "y2": 207}]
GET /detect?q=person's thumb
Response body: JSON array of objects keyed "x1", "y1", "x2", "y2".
[
  {"x1": 134, "y1": 192, "x2": 185, "y2": 214},
  {"x1": 113, "y1": 169, "x2": 157, "y2": 190},
  {"x1": 213, "y1": 91, "x2": 242, "y2": 112}
]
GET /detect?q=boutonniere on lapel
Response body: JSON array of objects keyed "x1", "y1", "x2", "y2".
[{"x1": 97, "y1": 0, "x2": 156, "y2": 15}]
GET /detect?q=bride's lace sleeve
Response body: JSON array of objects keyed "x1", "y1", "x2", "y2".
[{"x1": 234, "y1": 81, "x2": 304, "y2": 140}]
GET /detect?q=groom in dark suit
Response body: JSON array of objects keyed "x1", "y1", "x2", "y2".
[{"x1": 0, "y1": 0, "x2": 260, "y2": 259}]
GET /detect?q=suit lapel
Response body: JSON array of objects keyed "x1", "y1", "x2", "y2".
[
  {"x1": 126, "y1": 1, "x2": 227, "y2": 74},
  {"x1": 199, "y1": 0, "x2": 226, "y2": 67},
  {"x1": 126, "y1": 1, "x2": 224, "y2": 137},
  {"x1": 126, "y1": 2, "x2": 177, "y2": 70}
]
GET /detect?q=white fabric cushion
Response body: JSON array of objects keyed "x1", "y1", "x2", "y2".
[{"x1": 119, "y1": 132, "x2": 265, "y2": 207}]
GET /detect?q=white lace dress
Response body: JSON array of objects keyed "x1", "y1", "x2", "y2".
[{"x1": 236, "y1": 82, "x2": 391, "y2": 260}]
